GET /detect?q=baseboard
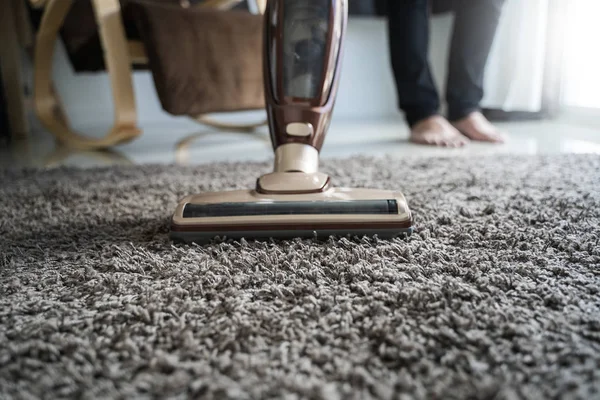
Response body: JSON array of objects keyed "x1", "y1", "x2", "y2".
[{"x1": 482, "y1": 108, "x2": 553, "y2": 122}]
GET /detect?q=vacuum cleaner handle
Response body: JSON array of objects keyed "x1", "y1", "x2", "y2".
[{"x1": 263, "y1": 0, "x2": 347, "y2": 154}]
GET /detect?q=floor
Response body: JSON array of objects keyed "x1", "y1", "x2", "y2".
[{"x1": 3, "y1": 115, "x2": 600, "y2": 169}]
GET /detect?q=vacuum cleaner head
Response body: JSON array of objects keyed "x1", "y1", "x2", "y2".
[{"x1": 171, "y1": 187, "x2": 412, "y2": 243}]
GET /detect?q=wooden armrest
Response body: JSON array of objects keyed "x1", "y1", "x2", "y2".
[
  {"x1": 196, "y1": 0, "x2": 266, "y2": 14},
  {"x1": 255, "y1": 0, "x2": 266, "y2": 14},
  {"x1": 127, "y1": 40, "x2": 147, "y2": 64},
  {"x1": 195, "y1": 0, "x2": 244, "y2": 11},
  {"x1": 28, "y1": 0, "x2": 49, "y2": 9}
]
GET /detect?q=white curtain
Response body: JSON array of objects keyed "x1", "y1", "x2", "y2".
[
  {"x1": 561, "y1": 0, "x2": 600, "y2": 109},
  {"x1": 481, "y1": 0, "x2": 549, "y2": 112}
]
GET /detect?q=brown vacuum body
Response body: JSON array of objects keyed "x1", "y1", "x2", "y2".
[
  {"x1": 170, "y1": 0, "x2": 413, "y2": 243},
  {"x1": 264, "y1": 0, "x2": 346, "y2": 154}
]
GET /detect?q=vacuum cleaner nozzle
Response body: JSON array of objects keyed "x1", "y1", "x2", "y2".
[
  {"x1": 171, "y1": 186, "x2": 412, "y2": 243},
  {"x1": 170, "y1": 0, "x2": 413, "y2": 244}
]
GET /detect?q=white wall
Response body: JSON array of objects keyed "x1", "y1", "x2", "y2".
[{"x1": 52, "y1": 3, "x2": 543, "y2": 130}]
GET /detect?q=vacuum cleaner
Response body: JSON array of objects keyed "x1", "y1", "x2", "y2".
[{"x1": 170, "y1": 0, "x2": 413, "y2": 243}]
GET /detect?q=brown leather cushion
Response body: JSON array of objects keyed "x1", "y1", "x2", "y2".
[{"x1": 129, "y1": 1, "x2": 265, "y2": 116}]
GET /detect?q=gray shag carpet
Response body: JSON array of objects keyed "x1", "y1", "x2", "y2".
[{"x1": 1, "y1": 154, "x2": 600, "y2": 400}]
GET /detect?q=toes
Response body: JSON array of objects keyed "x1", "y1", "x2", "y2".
[
  {"x1": 453, "y1": 136, "x2": 469, "y2": 147},
  {"x1": 494, "y1": 132, "x2": 508, "y2": 143},
  {"x1": 484, "y1": 133, "x2": 505, "y2": 143},
  {"x1": 410, "y1": 128, "x2": 473, "y2": 147},
  {"x1": 460, "y1": 129, "x2": 507, "y2": 143},
  {"x1": 410, "y1": 136, "x2": 433, "y2": 146}
]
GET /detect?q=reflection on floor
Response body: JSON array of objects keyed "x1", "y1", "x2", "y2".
[{"x1": 3, "y1": 116, "x2": 600, "y2": 169}]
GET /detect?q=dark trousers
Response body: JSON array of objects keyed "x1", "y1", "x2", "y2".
[{"x1": 387, "y1": 0, "x2": 505, "y2": 126}]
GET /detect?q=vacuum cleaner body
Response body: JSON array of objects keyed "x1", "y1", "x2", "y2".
[{"x1": 170, "y1": 0, "x2": 413, "y2": 243}]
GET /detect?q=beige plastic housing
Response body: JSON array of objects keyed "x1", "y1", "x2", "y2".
[
  {"x1": 257, "y1": 172, "x2": 330, "y2": 194},
  {"x1": 274, "y1": 143, "x2": 320, "y2": 173},
  {"x1": 171, "y1": 187, "x2": 412, "y2": 233}
]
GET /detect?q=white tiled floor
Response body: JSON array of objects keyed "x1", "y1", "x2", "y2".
[{"x1": 3, "y1": 115, "x2": 600, "y2": 169}]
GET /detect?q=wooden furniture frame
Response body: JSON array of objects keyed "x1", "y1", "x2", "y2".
[
  {"x1": 31, "y1": 0, "x2": 267, "y2": 150},
  {"x1": 0, "y1": 0, "x2": 33, "y2": 141}
]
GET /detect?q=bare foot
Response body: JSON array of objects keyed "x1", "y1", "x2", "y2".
[
  {"x1": 452, "y1": 111, "x2": 507, "y2": 143},
  {"x1": 409, "y1": 115, "x2": 470, "y2": 147}
]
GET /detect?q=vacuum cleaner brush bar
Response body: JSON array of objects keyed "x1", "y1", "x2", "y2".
[
  {"x1": 170, "y1": 188, "x2": 413, "y2": 243},
  {"x1": 182, "y1": 200, "x2": 400, "y2": 218}
]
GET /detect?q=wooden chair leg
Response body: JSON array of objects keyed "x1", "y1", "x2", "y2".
[
  {"x1": 0, "y1": 0, "x2": 29, "y2": 140},
  {"x1": 194, "y1": 114, "x2": 267, "y2": 132},
  {"x1": 174, "y1": 129, "x2": 270, "y2": 165},
  {"x1": 255, "y1": 0, "x2": 267, "y2": 14},
  {"x1": 14, "y1": 0, "x2": 34, "y2": 48},
  {"x1": 34, "y1": 0, "x2": 141, "y2": 150},
  {"x1": 44, "y1": 146, "x2": 134, "y2": 168},
  {"x1": 196, "y1": 0, "x2": 244, "y2": 10}
]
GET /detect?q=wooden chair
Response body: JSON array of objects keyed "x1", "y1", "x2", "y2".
[{"x1": 29, "y1": 0, "x2": 267, "y2": 150}]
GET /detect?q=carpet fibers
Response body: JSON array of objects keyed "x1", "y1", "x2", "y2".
[{"x1": 1, "y1": 154, "x2": 600, "y2": 399}]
